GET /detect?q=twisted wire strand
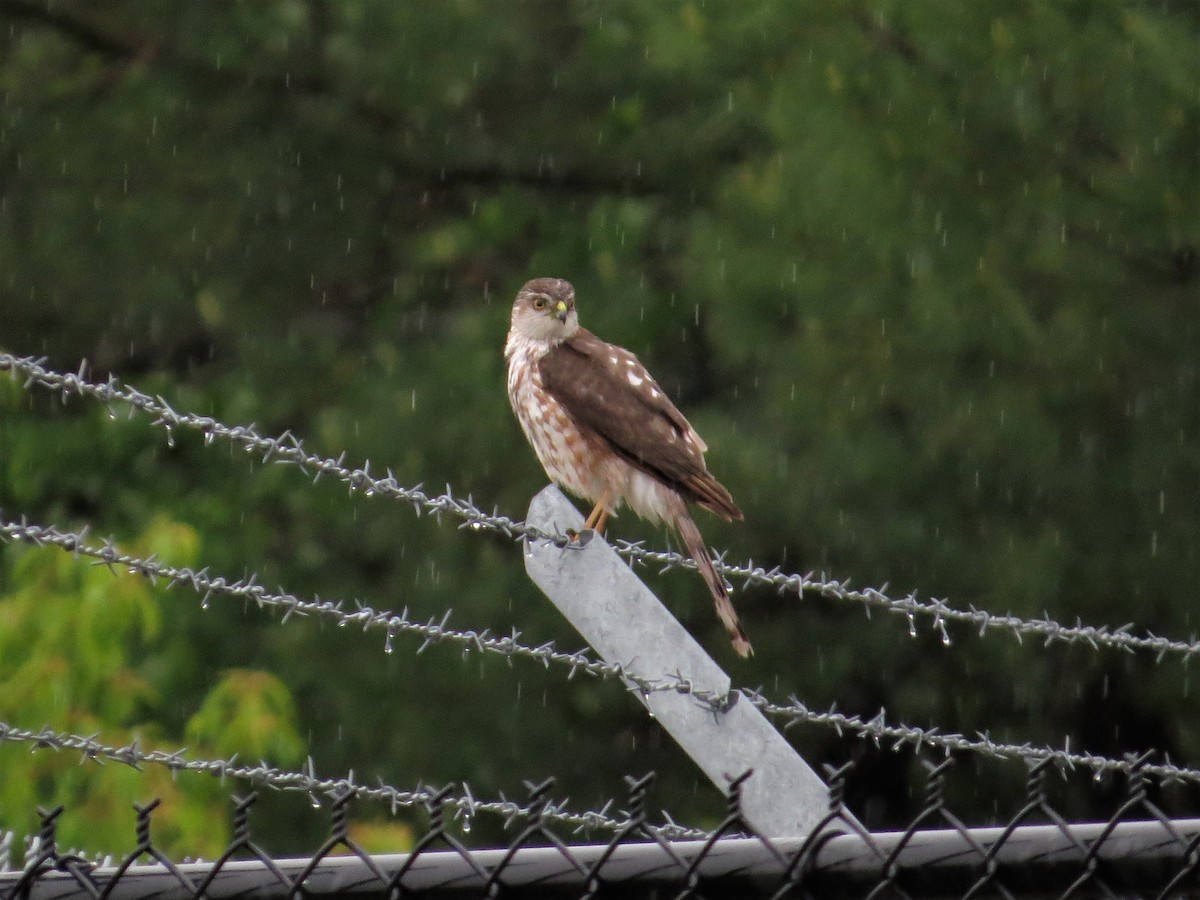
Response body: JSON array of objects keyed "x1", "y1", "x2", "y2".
[
  {"x1": 743, "y1": 693, "x2": 1198, "y2": 785},
  {"x1": 2, "y1": 351, "x2": 1195, "y2": 665},
  {"x1": 3, "y1": 514, "x2": 1198, "y2": 787},
  {"x1": 615, "y1": 541, "x2": 1190, "y2": 663},
  {"x1": 0, "y1": 719, "x2": 710, "y2": 841}
]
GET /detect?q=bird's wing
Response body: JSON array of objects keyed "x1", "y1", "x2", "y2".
[{"x1": 539, "y1": 329, "x2": 741, "y2": 521}]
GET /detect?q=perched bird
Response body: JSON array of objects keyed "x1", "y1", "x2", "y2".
[{"x1": 505, "y1": 277, "x2": 752, "y2": 657}]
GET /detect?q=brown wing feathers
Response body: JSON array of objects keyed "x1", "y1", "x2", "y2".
[{"x1": 539, "y1": 332, "x2": 741, "y2": 518}]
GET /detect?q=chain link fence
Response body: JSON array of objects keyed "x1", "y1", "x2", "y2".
[{"x1": 3, "y1": 761, "x2": 1199, "y2": 899}]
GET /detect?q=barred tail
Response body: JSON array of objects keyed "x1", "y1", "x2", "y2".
[{"x1": 675, "y1": 512, "x2": 753, "y2": 658}]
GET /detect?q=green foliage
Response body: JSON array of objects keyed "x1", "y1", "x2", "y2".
[
  {"x1": 0, "y1": 538, "x2": 161, "y2": 730},
  {"x1": 0, "y1": 518, "x2": 303, "y2": 856},
  {"x1": 185, "y1": 670, "x2": 305, "y2": 765},
  {"x1": 0, "y1": 0, "x2": 1197, "y2": 851}
]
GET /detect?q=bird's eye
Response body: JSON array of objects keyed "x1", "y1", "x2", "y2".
[{"x1": 532, "y1": 296, "x2": 548, "y2": 310}]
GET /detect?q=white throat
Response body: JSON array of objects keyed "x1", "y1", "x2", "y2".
[
  {"x1": 504, "y1": 313, "x2": 578, "y2": 361},
  {"x1": 505, "y1": 326, "x2": 553, "y2": 364}
]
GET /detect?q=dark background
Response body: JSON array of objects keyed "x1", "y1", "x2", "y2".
[{"x1": 0, "y1": 0, "x2": 1197, "y2": 856}]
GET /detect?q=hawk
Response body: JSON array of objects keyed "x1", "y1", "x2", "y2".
[{"x1": 505, "y1": 277, "x2": 752, "y2": 657}]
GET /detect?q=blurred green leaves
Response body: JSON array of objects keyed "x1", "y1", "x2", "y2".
[
  {"x1": 0, "y1": 517, "x2": 303, "y2": 856},
  {"x1": 185, "y1": 670, "x2": 305, "y2": 765}
]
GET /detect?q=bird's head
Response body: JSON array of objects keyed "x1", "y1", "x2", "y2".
[{"x1": 510, "y1": 277, "x2": 579, "y2": 343}]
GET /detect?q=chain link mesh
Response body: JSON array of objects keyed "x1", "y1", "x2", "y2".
[{"x1": 1, "y1": 758, "x2": 1196, "y2": 899}]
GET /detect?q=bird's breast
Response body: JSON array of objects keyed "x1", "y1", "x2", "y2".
[{"x1": 506, "y1": 338, "x2": 601, "y2": 500}]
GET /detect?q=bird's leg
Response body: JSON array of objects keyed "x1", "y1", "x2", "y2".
[{"x1": 582, "y1": 488, "x2": 612, "y2": 533}]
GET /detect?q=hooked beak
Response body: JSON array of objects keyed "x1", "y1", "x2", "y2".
[{"x1": 555, "y1": 300, "x2": 569, "y2": 323}]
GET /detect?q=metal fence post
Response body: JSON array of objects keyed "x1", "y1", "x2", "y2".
[{"x1": 524, "y1": 485, "x2": 858, "y2": 838}]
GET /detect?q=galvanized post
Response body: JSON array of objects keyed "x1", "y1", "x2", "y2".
[{"x1": 524, "y1": 485, "x2": 858, "y2": 838}]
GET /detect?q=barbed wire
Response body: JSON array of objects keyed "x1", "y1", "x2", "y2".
[
  {"x1": 617, "y1": 541, "x2": 1194, "y2": 663},
  {"x1": 4, "y1": 514, "x2": 1199, "y2": 788},
  {"x1": 0, "y1": 719, "x2": 711, "y2": 841},
  {"x1": 3, "y1": 351, "x2": 1197, "y2": 667},
  {"x1": 745, "y1": 695, "x2": 1199, "y2": 785},
  {"x1": 0, "y1": 515, "x2": 621, "y2": 681}
]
